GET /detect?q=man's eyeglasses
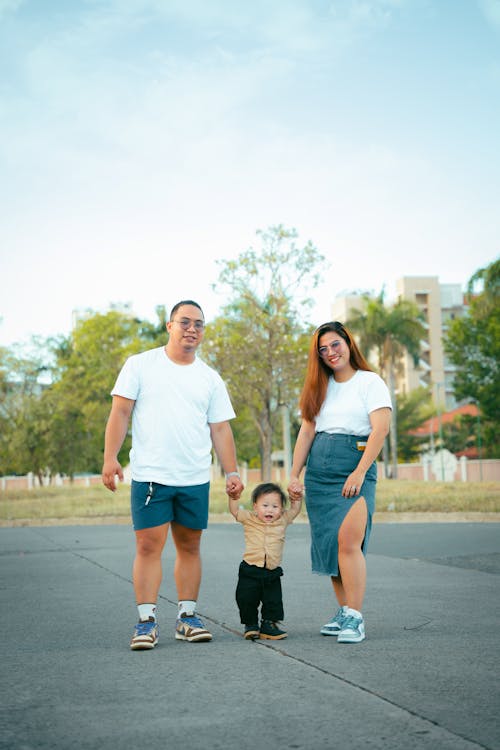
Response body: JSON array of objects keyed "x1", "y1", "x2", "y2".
[{"x1": 172, "y1": 318, "x2": 205, "y2": 331}]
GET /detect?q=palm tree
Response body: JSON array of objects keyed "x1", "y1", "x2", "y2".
[{"x1": 347, "y1": 291, "x2": 425, "y2": 478}]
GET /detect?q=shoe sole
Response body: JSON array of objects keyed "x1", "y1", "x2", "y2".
[
  {"x1": 244, "y1": 631, "x2": 260, "y2": 640},
  {"x1": 175, "y1": 632, "x2": 212, "y2": 642},
  {"x1": 130, "y1": 637, "x2": 158, "y2": 650},
  {"x1": 259, "y1": 633, "x2": 287, "y2": 640},
  {"x1": 337, "y1": 634, "x2": 365, "y2": 643},
  {"x1": 320, "y1": 628, "x2": 340, "y2": 636}
]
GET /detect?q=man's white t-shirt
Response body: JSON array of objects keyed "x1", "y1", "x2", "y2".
[
  {"x1": 314, "y1": 370, "x2": 392, "y2": 436},
  {"x1": 111, "y1": 347, "x2": 236, "y2": 485}
]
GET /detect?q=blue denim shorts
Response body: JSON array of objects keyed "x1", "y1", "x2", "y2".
[{"x1": 131, "y1": 480, "x2": 210, "y2": 531}]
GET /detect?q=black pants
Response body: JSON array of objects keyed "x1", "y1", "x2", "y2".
[{"x1": 235, "y1": 560, "x2": 284, "y2": 624}]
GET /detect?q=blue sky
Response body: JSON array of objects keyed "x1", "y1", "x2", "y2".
[{"x1": 1, "y1": 0, "x2": 499, "y2": 346}]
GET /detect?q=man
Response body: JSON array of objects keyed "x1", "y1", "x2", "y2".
[{"x1": 102, "y1": 300, "x2": 244, "y2": 650}]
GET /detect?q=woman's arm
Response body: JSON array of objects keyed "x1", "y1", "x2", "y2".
[{"x1": 287, "y1": 419, "x2": 316, "y2": 499}]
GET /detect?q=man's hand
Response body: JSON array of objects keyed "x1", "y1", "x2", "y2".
[
  {"x1": 226, "y1": 474, "x2": 244, "y2": 501},
  {"x1": 102, "y1": 458, "x2": 124, "y2": 492}
]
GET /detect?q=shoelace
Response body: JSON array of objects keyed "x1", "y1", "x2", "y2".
[
  {"x1": 340, "y1": 615, "x2": 360, "y2": 632},
  {"x1": 332, "y1": 607, "x2": 345, "y2": 623},
  {"x1": 180, "y1": 615, "x2": 203, "y2": 628},
  {"x1": 135, "y1": 620, "x2": 156, "y2": 635}
]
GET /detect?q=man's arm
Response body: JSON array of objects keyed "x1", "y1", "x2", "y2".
[
  {"x1": 209, "y1": 421, "x2": 244, "y2": 499},
  {"x1": 102, "y1": 395, "x2": 135, "y2": 491}
]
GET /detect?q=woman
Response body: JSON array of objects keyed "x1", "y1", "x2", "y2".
[{"x1": 287, "y1": 321, "x2": 391, "y2": 643}]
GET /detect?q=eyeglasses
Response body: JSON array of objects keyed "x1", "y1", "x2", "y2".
[
  {"x1": 318, "y1": 341, "x2": 342, "y2": 358},
  {"x1": 172, "y1": 318, "x2": 205, "y2": 331}
]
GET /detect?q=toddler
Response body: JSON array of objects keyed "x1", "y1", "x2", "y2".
[{"x1": 228, "y1": 482, "x2": 302, "y2": 640}]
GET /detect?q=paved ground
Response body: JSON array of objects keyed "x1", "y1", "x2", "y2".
[{"x1": 1, "y1": 522, "x2": 499, "y2": 750}]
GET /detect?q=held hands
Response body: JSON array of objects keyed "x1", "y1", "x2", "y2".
[
  {"x1": 342, "y1": 469, "x2": 366, "y2": 498},
  {"x1": 101, "y1": 459, "x2": 124, "y2": 492},
  {"x1": 287, "y1": 476, "x2": 304, "y2": 502},
  {"x1": 225, "y1": 474, "x2": 244, "y2": 501}
]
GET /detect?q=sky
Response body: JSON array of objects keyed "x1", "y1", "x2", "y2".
[{"x1": 1, "y1": 0, "x2": 499, "y2": 347}]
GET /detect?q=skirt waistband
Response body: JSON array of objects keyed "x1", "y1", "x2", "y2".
[{"x1": 314, "y1": 432, "x2": 370, "y2": 447}]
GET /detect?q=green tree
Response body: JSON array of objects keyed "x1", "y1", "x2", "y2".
[
  {"x1": 203, "y1": 225, "x2": 327, "y2": 480},
  {"x1": 346, "y1": 291, "x2": 426, "y2": 478},
  {"x1": 0, "y1": 340, "x2": 53, "y2": 480},
  {"x1": 441, "y1": 414, "x2": 479, "y2": 456},
  {"x1": 0, "y1": 308, "x2": 169, "y2": 480},
  {"x1": 444, "y1": 258, "x2": 500, "y2": 457},
  {"x1": 47, "y1": 310, "x2": 150, "y2": 475},
  {"x1": 396, "y1": 387, "x2": 435, "y2": 462}
]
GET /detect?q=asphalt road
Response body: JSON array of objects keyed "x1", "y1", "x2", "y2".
[{"x1": 1, "y1": 521, "x2": 499, "y2": 750}]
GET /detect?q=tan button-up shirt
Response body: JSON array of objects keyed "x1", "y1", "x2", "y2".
[{"x1": 236, "y1": 508, "x2": 295, "y2": 570}]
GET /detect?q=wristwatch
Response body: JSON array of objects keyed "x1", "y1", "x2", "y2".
[{"x1": 225, "y1": 471, "x2": 240, "y2": 479}]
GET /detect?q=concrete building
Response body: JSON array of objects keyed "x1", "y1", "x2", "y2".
[
  {"x1": 396, "y1": 277, "x2": 466, "y2": 410},
  {"x1": 331, "y1": 277, "x2": 467, "y2": 410}
]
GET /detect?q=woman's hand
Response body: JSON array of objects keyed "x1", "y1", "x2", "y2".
[
  {"x1": 342, "y1": 469, "x2": 366, "y2": 498},
  {"x1": 288, "y1": 476, "x2": 304, "y2": 502}
]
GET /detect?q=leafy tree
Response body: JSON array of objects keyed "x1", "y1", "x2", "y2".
[
  {"x1": 396, "y1": 387, "x2": 435, "y2": 462},
  {"x1": 47, "y1": 310, "x2": 150, "y2": 475},
  {"x1": 0, "y1": 308, "x2": 169, "y2": 480},
  {"x1": 346, "y1": 291, "x2": 426, "y2": 477},
  {"x1": 440, "y1": 414, "x2": 480, "y2": 456},
  {"x1": 203, "y1": 225, "x2": 327, "y2": 479},
  {"x1": 0, "y1": 340, "x2": 53, "y2": 480},
  {"x1": 445, "y1": 258, "x2": 499, "y2": 457}
]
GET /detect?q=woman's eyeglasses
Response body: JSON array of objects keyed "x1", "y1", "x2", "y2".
[{"x1": 318, "y1": 341, "x2": 341, "y2": 358}]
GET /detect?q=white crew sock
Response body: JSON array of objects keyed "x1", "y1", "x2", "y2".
[
  {"x1": 137, "y1": 603, "x2": 157, "y2": 621},
  {"x1": 345, "y1": 607, "x2": 362, "y2": 619},
  {"x1": 178, "y1": 600, "x2": 196, "y2": 617}
]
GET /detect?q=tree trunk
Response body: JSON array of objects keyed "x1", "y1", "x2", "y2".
[
  {"x1": 260, "y1": 413, "x2": 273, "y2": 481},
  {"x1": 382, "y1": 438, "x2": 390, "y2": 478}
]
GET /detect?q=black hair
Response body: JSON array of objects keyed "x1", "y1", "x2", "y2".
[
  {"x1": 251, "y1": 482, "x2": 287, "y2": 507},
  {"x1": 169, "y1": 300, "x2": 204, "y2": 320}
]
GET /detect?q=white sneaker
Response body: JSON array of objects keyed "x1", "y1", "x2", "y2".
[
  {"x1": 337, "y1": 613, "x2": 365, "y2": 643},
  {"x1": 320, "y1": 606, "x2": 348, "y2": 636}
]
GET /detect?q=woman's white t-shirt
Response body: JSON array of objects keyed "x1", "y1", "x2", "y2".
[
  {"x1": 111, "y1": 347, "x2": 235, "y2": 485},
  {"x1": 314, "y1": 370, "x2": 392, "y2": 436}
]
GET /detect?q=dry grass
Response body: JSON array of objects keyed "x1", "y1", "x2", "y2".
[{"x1": 0, "y1": 478, "x2": 499, "y2": 524}]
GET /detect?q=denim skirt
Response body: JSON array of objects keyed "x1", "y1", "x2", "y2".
[{"x1": 304, "y1": 432, "x2": 377, "y2": 577}]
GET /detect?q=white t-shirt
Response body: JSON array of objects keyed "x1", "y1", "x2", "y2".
[
  {"x1": 314, "y1": 370, "x2": 392, "y2": 436},
  {"x1": 111, "y1": 347, "x2": 236, "y2": 485}
]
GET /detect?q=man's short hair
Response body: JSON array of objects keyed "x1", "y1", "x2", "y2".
[{"x1": 169, "y1": 300, "x2": 204, "y2": 320}]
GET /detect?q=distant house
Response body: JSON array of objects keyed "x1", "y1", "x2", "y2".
[{"x1": 411, "y1": 403, "x2": 480, "y2": 458}]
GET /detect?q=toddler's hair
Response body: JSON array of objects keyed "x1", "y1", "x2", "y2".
[{"x1": 251, "y1": 482, "x2": 287, "y2": 507}]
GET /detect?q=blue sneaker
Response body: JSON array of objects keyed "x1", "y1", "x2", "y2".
[
  {"x1": 130, "y1": 617, "x2": 159, "y2": 650},
  {"x1": 320, "y1": 606, "x2": 348, "y2": 636},
  {"x1": 175, "y1": 613, "x2": 212, "y2": 642},
  {"x1": 337, "y1": 613, "x2": 365, "y2": 643}
]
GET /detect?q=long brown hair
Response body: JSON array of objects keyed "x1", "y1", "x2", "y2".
[{"x1": 299, "y1": 321, "x2": 373, "y2": 422}]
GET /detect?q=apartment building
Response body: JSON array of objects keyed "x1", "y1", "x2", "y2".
[
  {"x1": 331, "y1": 276, "x2": 467, "y2": 410},
  {"x1": 396, "y1": 277, "x2": 466, "y2": 410}
]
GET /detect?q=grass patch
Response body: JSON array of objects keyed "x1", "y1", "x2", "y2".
[{"x1": 0, "y1": 479, "x2": 499, "y2": 523}]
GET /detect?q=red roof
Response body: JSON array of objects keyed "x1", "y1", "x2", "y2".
[{"x1": 411, "y1": 403, "x2": 479, "y2": 436}]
